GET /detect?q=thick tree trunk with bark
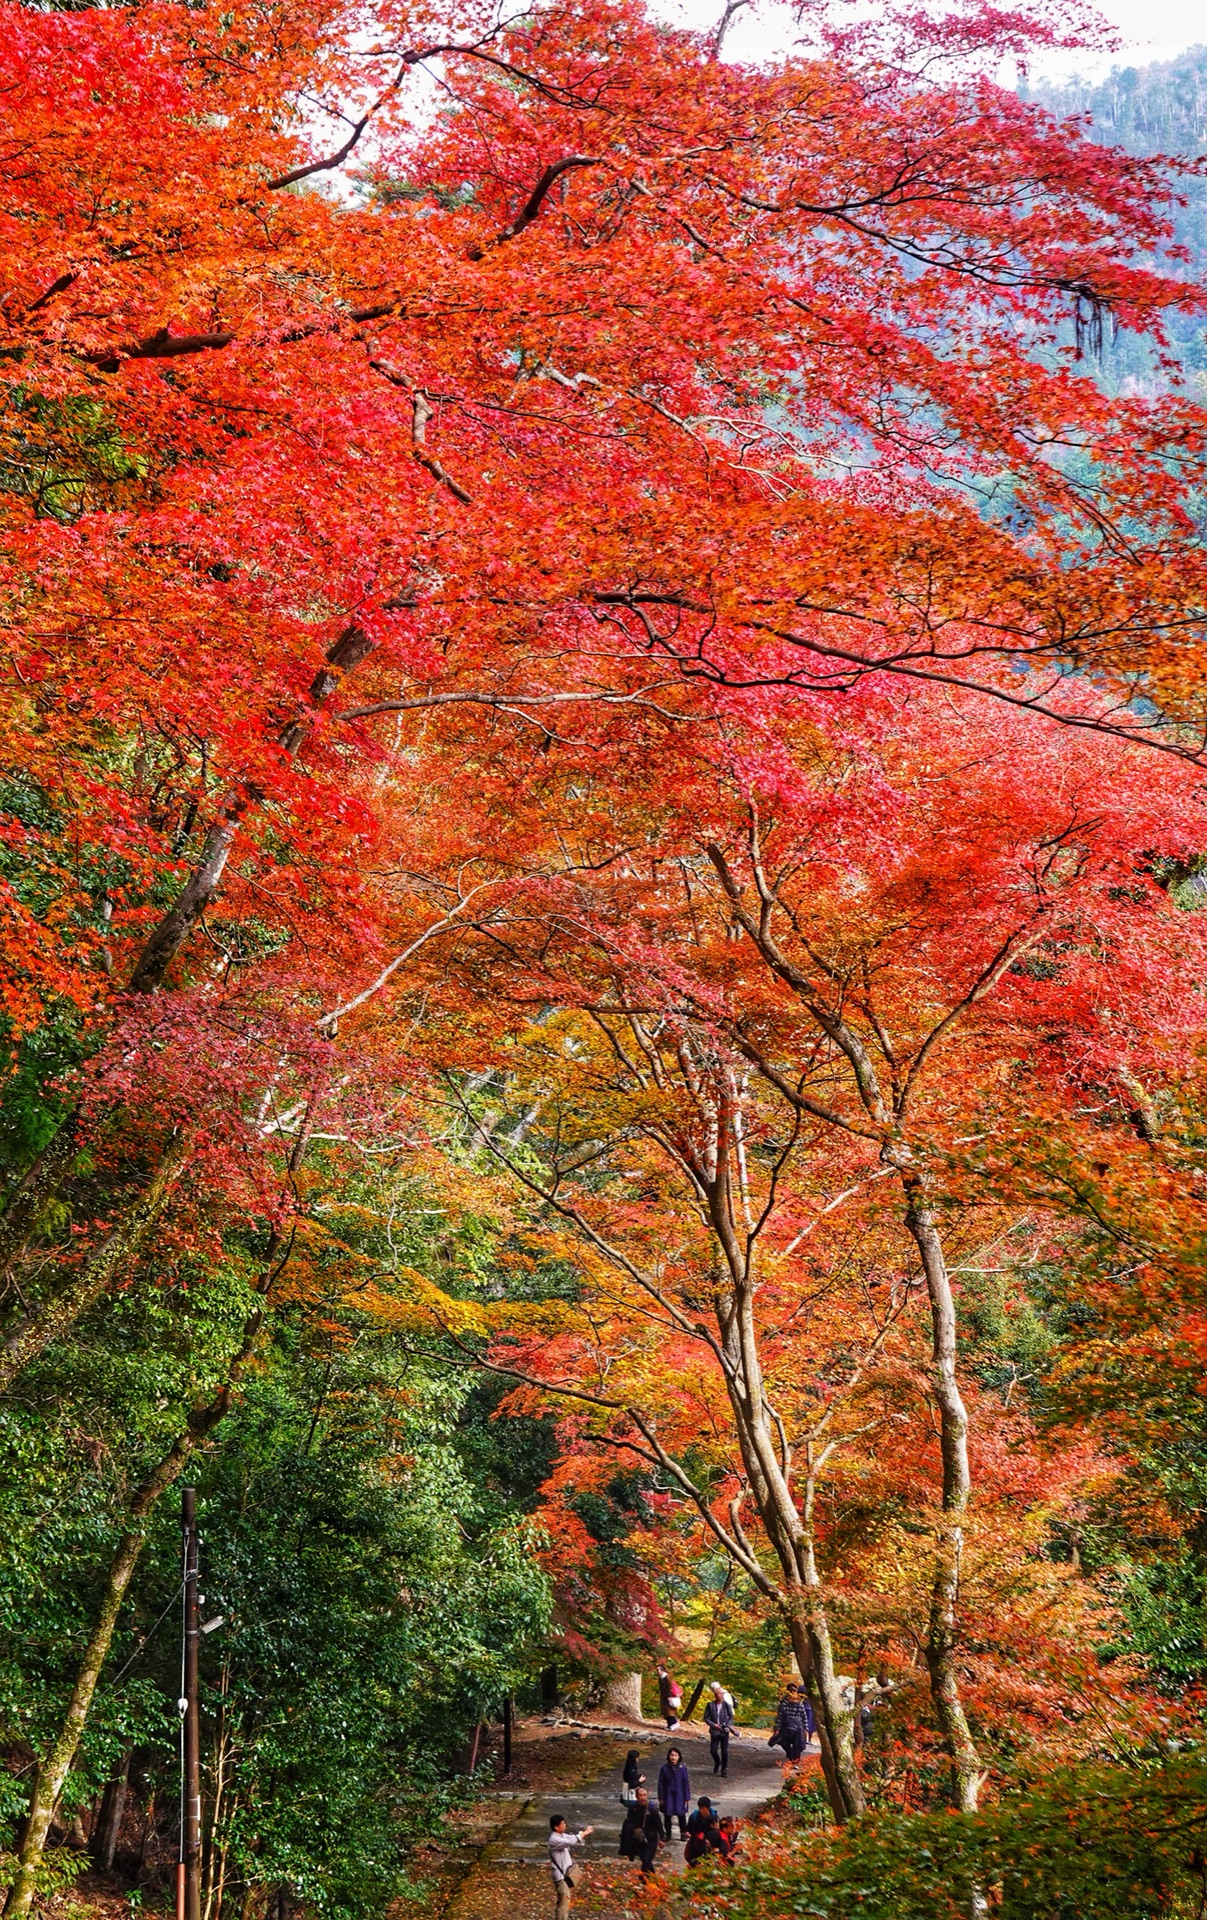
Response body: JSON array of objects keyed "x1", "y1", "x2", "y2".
[
  {"x1": 716, "y1": 1278, "x2": 864, "y2": 1821},
  {"x1": 91, "y1": 1750, "x2": 132, "y2": 1874},
  {"x1": 602, "y1": 1672, "x2": 644, "y2": 1721}
]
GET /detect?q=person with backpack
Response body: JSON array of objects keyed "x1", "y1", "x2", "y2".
[
  {"x1": 548, "y1": 1814, "x2": 592, "y2": 1919},
  {"x1": 656, "y1": 1745, "x2": 692, "y2": 1839},
  {"x1": 686, "y1": 1795, "x2": 715, "y2": 1841},
  {"x1": 704, "y1": 1682, "x2": 736, "y2": 1777},
  {"x1": 770, "y1": 1681, "x2": 812, "y2": 1762}
]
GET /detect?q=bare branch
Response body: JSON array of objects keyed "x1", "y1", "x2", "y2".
[
  {"x1": 92, "y1": 329, "x2": 236, "y2": 375},
  {"x1": 26, "y1": 272, "x2": 77, "y2": 314},
  {"x1": 318, "y1": 882, "x2": 502, "y2": 1033},
  {"x1": 411, "y1": 390, "x2": 473, "y2": 504},
  {"x1": 468, "y1": 156, "x2": 599, "y2": 259}
]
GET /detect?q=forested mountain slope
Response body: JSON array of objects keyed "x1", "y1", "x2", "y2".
[{"x1": 1027, "y1": 45, "x2": 1207, "y2": 382}]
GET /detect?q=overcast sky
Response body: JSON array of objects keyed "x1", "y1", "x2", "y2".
[
  {"x1": 660, "y1": 0, "x2": 1204, "y2": 76},
  {"x1": 1078, "y1": 0, "x2": 1202, "y2": 65}
]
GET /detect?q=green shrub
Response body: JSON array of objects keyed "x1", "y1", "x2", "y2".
[{"x1": 678, "y1": 1757, "x2": 1207, "y2": 1918}]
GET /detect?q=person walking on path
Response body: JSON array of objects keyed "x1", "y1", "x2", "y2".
[
  {"x1": 656, "y1": 1745, "x2": 692, "y2": 1840},
  {"x1": 621, "y1": 1749, "x2": 645, "y2": 1804},
  {"x1": 704, "y1": 1682, "x2": 736, "y2": 1777},
  {"x1": 656, "y1": 1661, "x2": 682, "y2": 1730},
  {"x1": 548, "y1": 1814, "x2": 592, "y2": 1920},
  {"x1": 619, "y1": 1786, "x2": 663, "y2": 1876},
  {"x1": 771, "y1": 1682, "x2": 813, "y2": 1762}
]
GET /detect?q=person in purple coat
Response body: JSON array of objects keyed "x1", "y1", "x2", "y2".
[{"x1": 656, "y1": 1745, "x2": 692, "y2": 1840}]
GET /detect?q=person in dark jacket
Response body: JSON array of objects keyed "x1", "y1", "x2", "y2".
[
  {"x1": 618, "y1": 1787, "x2": 662, "y2": 1875},
  {"x1": 771, "y1": 1683, "x2": 812, "y2": 1762},
  {"x1": 704, "y1": 1684, "x2": 735, "y2": 1777},
  {"x1": 656, "y1": 1746, "x2": 691, "y2": 1839},
  {"x1": 621, "y1": 1750, "x2": 644, "y2": 1803},
  {"x1": 684, "y1": 1811, "x2": 730, "y2": 1867},
  {"x1": 655, "y1": 1663, "x2": 681, "y2": 1730},
  {"x1": 686, "y1": 1796, "x2": 714, "y2": 1840}
]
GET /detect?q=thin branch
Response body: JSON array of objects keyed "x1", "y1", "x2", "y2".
[{"x1": 318, "y1": 884, "x2": 499, "y2": 1032}]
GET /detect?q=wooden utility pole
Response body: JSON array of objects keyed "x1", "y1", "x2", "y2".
[{"x1": 181, "y1": 1489, "x2": 201, "y2": 1920}]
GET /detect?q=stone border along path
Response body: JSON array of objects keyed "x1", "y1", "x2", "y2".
[{"x1": 447, "y1": 1721, "x2": 816, "y2": 1915}]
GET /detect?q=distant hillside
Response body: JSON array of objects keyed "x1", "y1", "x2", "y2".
[
  {"x1": 1029, "y1": 43, "x2": 1207, "y2": 156},
  {"x1": 1023, "y1": 47, "x2": 1207, "y2": 385}
]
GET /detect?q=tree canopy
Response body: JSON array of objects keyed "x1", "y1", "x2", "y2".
[{"x1": 2, "y1": 0, "x2": 1207, "y2": 1912}]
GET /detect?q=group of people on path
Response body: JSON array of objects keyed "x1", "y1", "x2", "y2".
[
  {"x1": 657, "y1": 1665, "x2": 739, "y2": 1777},
  {"x1": 548, "y1": 1733, "x2": 742, "y2": 1913},
  {"x1": 548, "y1": 1666, "x2": 816, "y2": 1914}
]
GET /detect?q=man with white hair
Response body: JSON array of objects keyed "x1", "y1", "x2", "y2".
[{"x1": 703, "y1": 1681, "x2": 736, "y2": 1777}]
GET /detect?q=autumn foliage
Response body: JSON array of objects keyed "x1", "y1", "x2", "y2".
[{"x1": 2, "y1": 0, "x2": 1207, "y2": 1897}]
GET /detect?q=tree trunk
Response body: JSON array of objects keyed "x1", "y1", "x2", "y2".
[
  {"x1": 136, "y1": 1790, "x2": 155, "y2": 1886},
  {"x1": 126, "y1": 817, "x2": 244, "y2": 993},
  {"x1": 781, "y1": 1577, "x2": 863, "y2": 1820},
  {"x1": 602, "y1": 1672, "x2": 644, "y2": 1721},
  {"x1": 903, "y1": 1192, "x2": 984, "y2": 1814},
  {"x1": 0, "y1": 1117, "x2": 80, "y2": 1286},
  {"x1": 91, "y1": 1748, "x2": 132, "y2": 1873},
  {"x1": 127, "y1": 624, "x2": 375, "y2": 995},
  {"x1": 0, "y1": 627, "x2": 375, "y2": 1304},
  {"x1": 2, "y1": 1454, "x2": 187, "y2": 1918},
  {"x1": 0, "y1": 1128, "x2": 194, "y2": 1396},
  {"x1": 716, "y1": 1282, "x2": 864, "y2": 1823},
  {"x1": 1, "y1": 1321, "x2": 262, "y2": 1920}
]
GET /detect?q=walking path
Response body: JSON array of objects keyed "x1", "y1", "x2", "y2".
[
  {"x1": 445, "y1": 1721, "x2": 813, "y2": 1919},
  {"x1": 498, "y1": 1724, "x2": 789, "y2": 1867}
]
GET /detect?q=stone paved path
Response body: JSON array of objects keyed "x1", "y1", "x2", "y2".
[{"x1": 445, "y1": 1721, "x2": 816, "y2": 1917}]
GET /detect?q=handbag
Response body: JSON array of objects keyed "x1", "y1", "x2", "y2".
[{"x1": 563, "y1": 1864, "x2": 582, "y2": 1890}]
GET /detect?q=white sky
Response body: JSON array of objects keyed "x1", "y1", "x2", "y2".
[
  {"x1": 659, "y1": 0, "x2": 1205, "y2": 77},
  {"x1": 1074, "y1": 0, "x2": 1203, "y2": 67}
]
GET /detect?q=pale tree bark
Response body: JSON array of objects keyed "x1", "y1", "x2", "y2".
[
  {"x1": 709, "y1": 1245, "x2": 864, "y2": 1820},
  {"x1": 706, "y1": 837, "x2": 993, "y2": 1810},
  {"x1": 900, "y1": 1186, "x2": 984, "y2": 1812},
  {"x1": 453, "y1": 1068, "x2": 866, "y2": 1822}
]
